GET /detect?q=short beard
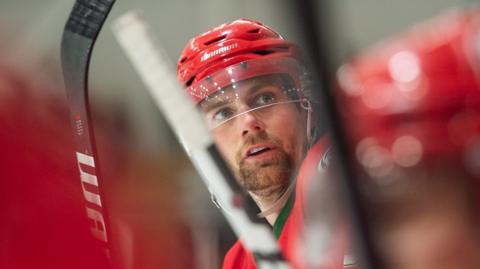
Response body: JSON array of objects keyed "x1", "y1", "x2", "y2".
[{"x1": 236, "y1": 133, "x2": 293, "y2": 198}]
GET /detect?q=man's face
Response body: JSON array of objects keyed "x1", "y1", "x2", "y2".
[{"x1": 200, "y1": 74, "x2": 308, "y2": 197}]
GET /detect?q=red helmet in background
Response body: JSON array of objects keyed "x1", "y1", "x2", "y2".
[
  {"x1": 176, "y1": 18, "x2": 304, "y2": 103},
  {"x1": 337, "y1": 8, "x2": 480, "y2": 177}
]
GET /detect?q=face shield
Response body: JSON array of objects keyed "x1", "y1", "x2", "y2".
[{"x1": 186, "y1": 57, "x2": 310, "y2": 131}]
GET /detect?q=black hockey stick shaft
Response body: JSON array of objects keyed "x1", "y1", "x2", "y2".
[
  {"x1": 61, "y1": 0, "x2": 116, "y2": 263},
  {"x1": 289, "y1": 0, "x2": 379, "y2": 268}
]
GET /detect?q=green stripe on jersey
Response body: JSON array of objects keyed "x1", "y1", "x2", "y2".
[{"x1": 272, "y1": 192, "x2": 295, "y2": 239}]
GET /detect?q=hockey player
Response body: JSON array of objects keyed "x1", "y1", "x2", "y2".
[
  {"x1": 337, "y1": 8, "x2": 480, "y2": 269},
  {"x1": 176, "y1": 19, "x2": 353, "y2": 269}
]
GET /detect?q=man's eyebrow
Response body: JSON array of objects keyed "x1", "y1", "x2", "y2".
[
  {"x1": 200, "y1": 79, "x2": 283, "y2": 111},
  {"x1": 245, "y1": 84, "x2": 264, "y2": 95},
  {"x1": 200, "y1": 96, "x2": 230, "y2": 112},
  {"x1": 245, "y1": 80, "x2": 283, "y2": 96}
]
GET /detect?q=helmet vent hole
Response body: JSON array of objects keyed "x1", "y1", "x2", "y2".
[
  {"x1": 185, "y1": 76, "x2": 195, "y2": 87},
  {"x1": 204, "y1": 34, "x2": 227, "y2": 45},
  {"x1": 253, "y1": 50, "x2": 274, "y2": 56},
  {"x1": 179, "y1": 57, "x2": 187, "y2": 63},
  {"x1": 248, "y1": 28, "x2": 260, "y2": 34}
]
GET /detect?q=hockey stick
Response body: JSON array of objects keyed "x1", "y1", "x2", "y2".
[
  {"x1": 61, "y1": 0, "x2": 116, "y2": 262},
  {"x1": 111, "y1": 11, "x2": 290, "y2": 269},
  {"x1": 289, "y1": 0, "x2": 378, "y2": 268}
]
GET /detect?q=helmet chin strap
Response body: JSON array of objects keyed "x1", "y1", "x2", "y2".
[{"x1": 257, "y1": 180, "x2": 296, "y2": 218}]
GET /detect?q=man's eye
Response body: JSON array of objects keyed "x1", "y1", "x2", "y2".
[
  {"x1": 212, "y1": 107, "x2": 235, "y2": 122},
  {"x1": 254, "y1": 92, "x2": 275, "y2": 106}
]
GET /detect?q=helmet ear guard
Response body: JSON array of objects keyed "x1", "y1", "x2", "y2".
[{"x1": 297, "y1": 64, "x2": 327, "y2": 146}]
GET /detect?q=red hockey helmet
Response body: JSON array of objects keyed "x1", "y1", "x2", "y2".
[
  {"x1": 337, "y1": 9, "x2": 480, "y2": 177},
  {"x1": 176, "y1": 18, "x2": 304, "y2": 104}
]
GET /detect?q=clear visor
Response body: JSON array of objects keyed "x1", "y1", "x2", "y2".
[
  {"x1": 187, "y1": 57, "x2": 304, "y2": 103},
  {"x1": 199, "y1": 73, "x2": 308, "y2": 130}
]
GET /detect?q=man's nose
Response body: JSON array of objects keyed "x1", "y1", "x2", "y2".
[{"x1": 240, "y1": 111, "x2": 265, "y2": 137}]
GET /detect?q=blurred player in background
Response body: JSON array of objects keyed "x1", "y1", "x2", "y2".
[
  {"x1": 0, "y1": 63, "x2": 111, "y2": 269},
  {"x1": 337, "y1": 7, "x2": 480, "y2": 269},
  {"x1": 0, "y1": 57, "x2": 195, "y2": 269}
]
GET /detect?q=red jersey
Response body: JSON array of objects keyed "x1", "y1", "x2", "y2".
[{"x1": 222, "y1": 137, "x2": 357, "y2": 269}]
